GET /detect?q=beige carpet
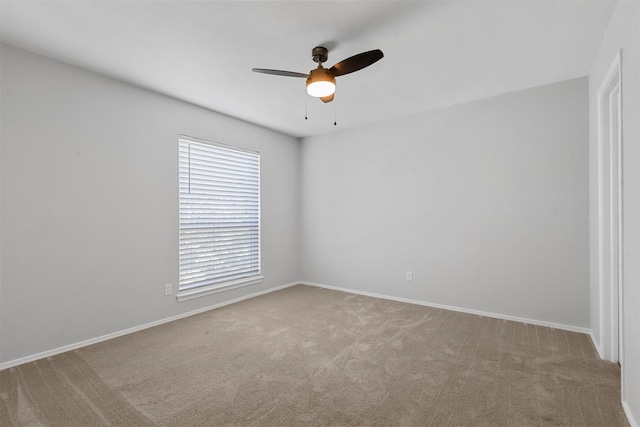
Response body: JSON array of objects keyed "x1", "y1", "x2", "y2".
[{"x1": 1, "y1": 285, "x2": 629, "y2": 426}]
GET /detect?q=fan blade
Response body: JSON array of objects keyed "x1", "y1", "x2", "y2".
[
  {"x1": 320, "y1": 93, "x2": 334, "y2": 103},
  {"x1": 252, "y1": 68, "x2": 309, "y2": 78},
  {"x1": 330, "y1": 49, "x2": 384, "y2": 77}
]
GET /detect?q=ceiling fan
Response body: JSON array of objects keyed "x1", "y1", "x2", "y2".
[{"x1": 252, "y1": 46, "x2": 384, "y2": 103}]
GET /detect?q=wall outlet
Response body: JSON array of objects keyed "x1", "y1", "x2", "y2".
[
  {"x1": 164, "y1": 284, "x2": 172, "y2": 296},
  {"x1": 406, "y1": 271, "x2": 413, "y2": 281}
]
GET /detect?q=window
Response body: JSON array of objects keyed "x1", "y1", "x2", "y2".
[{"x1": 177, "y1": 135, "x2": 261, "y2": 301}]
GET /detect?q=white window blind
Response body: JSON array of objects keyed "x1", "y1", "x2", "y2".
[{"x1": 178, "y1": 136, "x2": 261, "y2": 300}]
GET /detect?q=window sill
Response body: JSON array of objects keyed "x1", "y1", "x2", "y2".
[{"x1": 176, "y1": 276, "x2": 263, "y2": 302}]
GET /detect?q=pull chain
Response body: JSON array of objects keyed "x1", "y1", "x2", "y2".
[{"x1": 304, "y1": 95, "x2": 338, "y2": 125}]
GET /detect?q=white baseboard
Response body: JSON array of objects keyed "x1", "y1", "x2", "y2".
[
  {"x1": 590, "y1": 331, "x2": 604, "y2": 359},
  {"x1": 299, "y1": 281, "x2": 591, "y2": 334},
  {"x1": 623, "y1": 401, "x2": 639, "y2": 427},
  {"x1": 0, "y1": 282, "x2": 298, "y2": 371}
]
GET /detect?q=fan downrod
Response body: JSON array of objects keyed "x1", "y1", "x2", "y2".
[{"x1": 311, "y1": 47, "x2": 329, "y2": 65}]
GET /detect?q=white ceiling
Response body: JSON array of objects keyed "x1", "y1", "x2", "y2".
[{"x1": 0, "y1": 0, "x2": 616, "y2": 138}]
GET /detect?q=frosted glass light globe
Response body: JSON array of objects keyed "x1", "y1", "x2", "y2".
[{"x1": 307, "y1": 80, "x2": 336, "y2": 97}]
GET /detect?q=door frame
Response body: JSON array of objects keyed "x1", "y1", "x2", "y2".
[{"x1": 596, "y1": 49, "x2": 623, "y2": 365}]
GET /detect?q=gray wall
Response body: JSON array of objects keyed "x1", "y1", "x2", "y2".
[
  {"x1": 0, "y1": 45, "x2": 300, "y2": 363},
  {"x1": 589, "y1": 1, "x2": 640, "y2": 423},
  {"x1": 300, "y1": 77, "x2": 590, "y2": 329}
]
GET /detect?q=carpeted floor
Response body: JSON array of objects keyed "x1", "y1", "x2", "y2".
[{"x1": 0, "y1": 285, "x2": 629, "y2": 426}]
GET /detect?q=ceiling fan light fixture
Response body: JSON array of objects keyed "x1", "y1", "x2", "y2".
[{"x1": 306, "y1": 68, "x2": 336, "y2": 98}]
